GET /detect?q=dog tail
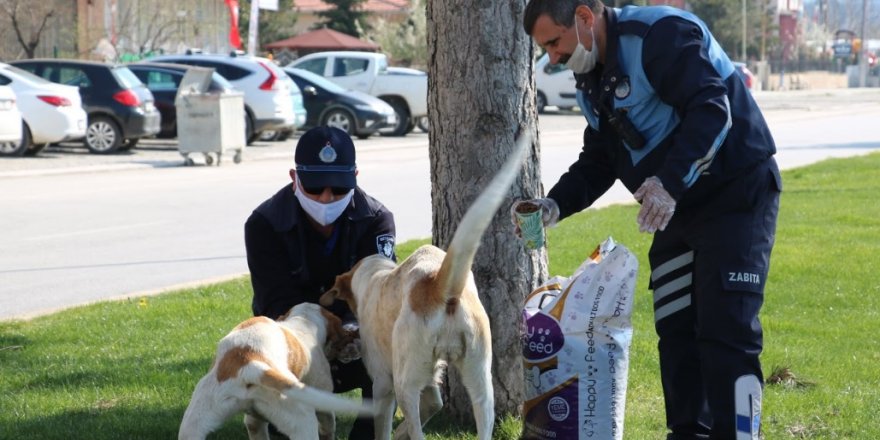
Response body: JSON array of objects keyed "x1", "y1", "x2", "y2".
[
  {"x1": 437, "y1": 130, "x2": 532, "y2": 306},
  {"x1": 243, "y1": 362, "x2": 375, "y2": 416}
]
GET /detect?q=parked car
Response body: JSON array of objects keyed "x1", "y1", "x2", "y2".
[
  {"x1": 128, "y1": 62, "x2": 238, "y2": 139},
  {"x1": 10, "y1": 59, "x2": 160, "y2": 154},
  {"x1": 148, "y1": 52, "x2": 297, "y2": 144},
  {"x1": 289, "y1": 51, "x2": 426, "y2": 136},
  {"x1": 535, "y1": 53, "x2": 577, "y2": 113},
  {"x1": 0, "y1": 63, "x2": 87, "y2": 157},
  {"x1": 258, "y1": 77, "x2": 307, "y2": 142},
  {"x1": 0, "y1": 85, "x2": 23, "y2": 155},
  {"x1": 733, "y1": 62, "x2": 755, "y2": 90},
  {"x1": 283, "y1": 67, "x2": 397, "y2": 139}
]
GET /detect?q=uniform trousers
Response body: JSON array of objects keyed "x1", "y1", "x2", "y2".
[{"x1": 649, "y1": 158, "x2": 781, "y2": 440}]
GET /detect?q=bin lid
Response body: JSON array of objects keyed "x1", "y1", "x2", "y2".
[{"x1": 176, "y1": 67, "x2": 216, "y2": 100}]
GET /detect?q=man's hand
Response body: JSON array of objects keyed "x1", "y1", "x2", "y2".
[
  {"x1": 633, "y1": 177, "x2": 676, "y2": 233},
  {"x1": 509, "y1": 198, "x2": 560, "y2": 236}
]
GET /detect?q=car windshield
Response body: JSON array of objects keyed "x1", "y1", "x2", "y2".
[
  {"x1": 289, "y1": 68, "x2": 347, "y2": 93},
  {"x1": 112, "y1": 66, "x2": 145, "y2": 88},
  {"x1": 0, "y1": 64, "x2": 53, "y2": 85}
]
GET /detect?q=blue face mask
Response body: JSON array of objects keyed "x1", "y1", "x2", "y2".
[
  {"x1": 566, "y1": 14, "x2": 598, "y2": 74},
  {"x1": 295, "y1": 180, "x2": 354, "y2": 226}
]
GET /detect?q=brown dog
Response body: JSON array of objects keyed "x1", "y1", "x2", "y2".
[
  {"x1": 320, "y1": 133, "x2": 530, "y2": 440},
  {"x1": 178, "y1": 303, "x2": 373, "y2": 440}
]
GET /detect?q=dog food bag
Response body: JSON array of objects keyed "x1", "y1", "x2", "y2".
[{"x1": 521, "y1": 237, "x2": 638, "y2": 440}]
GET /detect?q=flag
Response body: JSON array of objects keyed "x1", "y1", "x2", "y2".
[{"x1": 225, "y1": 0, "x2": 242, "y2": 49}]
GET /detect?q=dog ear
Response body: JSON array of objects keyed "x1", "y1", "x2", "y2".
[
  {"x1": 319, "y1": 287, "x2": 337, "y2": 307},
  {"x1": 321, "y1": 271, "x2": 355, "y2": 306}
]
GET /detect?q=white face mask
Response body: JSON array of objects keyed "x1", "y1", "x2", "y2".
[
  {"x1": 566, "y1": 14, "x2": 598, "y2": 74},
  {"x1": 294, "y1": 180, "x2": 354, "y2": 226}
]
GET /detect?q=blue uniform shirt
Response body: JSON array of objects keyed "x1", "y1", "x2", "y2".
[{"x1": 547, "y1": 6, "x2": 776, "y2": 219}]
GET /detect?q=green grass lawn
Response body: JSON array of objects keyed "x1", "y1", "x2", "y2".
[{"x1": 2, "y1": 153, "x2": 879, "y2": 439}]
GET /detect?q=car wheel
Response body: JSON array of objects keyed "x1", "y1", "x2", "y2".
[
  {"x1": 536, "y1": 91, "x2": 547, "y2": 114},
  {"x1": 356, "y1": 133, "x2": 371, "y2": 140},
  {"x1": 384, "y1": 100, "x2": 410, "y2": 137},
  {"x1": 84, "y1": 116, "x2": 122, "y2": 154},
  {"x1": 276, "y1": 129, "x2": 293, "y2": 141},
  {"x1": 25, "y1": 143, "x2": 48, "y2": 156},
  {"x1": 0, "y1": 122, "x2": 32, "y2": 157},
  {"x1": 259, "y1": 130, "x2": 280, "y2": 142},
  {"x1": 417, "y1": 116, "x2": 430, "y2": 133},
  {"x1": 119, "y1": 138, "x2": 139, "y2": 151},
  {"x1": 245, "y1": 112, "x2": 258, "y2": 145},
  {"x1": 323, "y1": 109, "x2": 356, "y2": 135}
]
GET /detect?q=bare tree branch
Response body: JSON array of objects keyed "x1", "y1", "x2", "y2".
[{"x1": 1, "y1": 0, "x2": 55, "y2": 59}]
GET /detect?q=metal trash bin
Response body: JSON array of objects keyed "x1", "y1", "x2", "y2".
[{"x1": 175, "y1": 67, "x2": 245, "y2": 166}]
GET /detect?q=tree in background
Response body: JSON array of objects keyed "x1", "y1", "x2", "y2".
[
  {"x1": 112, "y1": 0, "x2": 180, "y2": 61},
  {"x1": 364, "y1": 0, "x2": 427, "y2": 68},
  {"x1": 236, "y1": 0, "x2": 299, "y2": 50},
  {"x1": 690, "y1": 0, "x2": 776, "y2": 61},
  {"x1": 316, "y1": 0, "x2": 369, "y2": 37},
  {"x1": 0, "y1": 0, "x2": 56, "y2": 59}
]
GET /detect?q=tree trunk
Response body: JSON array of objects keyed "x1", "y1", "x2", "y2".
[{"x1": 427, "y1": 0, "x2": 548, "y2": 425}]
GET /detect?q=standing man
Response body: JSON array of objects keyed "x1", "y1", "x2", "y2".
[
  {"x1": 519, "y1": 1, "x2": 780, "y2": 439},
  {"x1": 245, "y1": 126, "x2": 396, "y2": 440}
]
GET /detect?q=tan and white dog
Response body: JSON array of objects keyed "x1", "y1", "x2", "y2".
[
  {"x1": 178, "y1": 302, "x2": 373, "y2": 440},
  {"x1": 320, "y1": 133, "x2": 531, "y2": 440}
]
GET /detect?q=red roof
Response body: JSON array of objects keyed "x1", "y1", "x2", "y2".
[
  {"x1": 264, "y1": 27, "x2": 380, "y2": 51},
  {"x1": 293, "y1": 0, "x2": 409, "y2": 13}
]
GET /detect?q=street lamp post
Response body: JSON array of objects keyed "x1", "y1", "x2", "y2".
[
  {"x1": 859, "y1": 0, "x2": 868, "y2": 87},
  {"x1": 742, "y1": 0, "x2": 747, "y2": 61}
]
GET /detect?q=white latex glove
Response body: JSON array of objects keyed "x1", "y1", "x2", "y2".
[
  {"x1": 633, "y1": 176, "x2": 676, "y2": 233},
  {"x1": 510, "y1": 198, "x2": 561, "y2": 236}
]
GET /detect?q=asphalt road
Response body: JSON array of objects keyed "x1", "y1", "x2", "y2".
[{"x1": 2, "y1": 88, "x2": 879, "y2": 321}]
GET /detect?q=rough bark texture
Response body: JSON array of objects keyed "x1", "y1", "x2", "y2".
[{"x1": 427, "y1": 0, "x2": 549, "y2": 425}]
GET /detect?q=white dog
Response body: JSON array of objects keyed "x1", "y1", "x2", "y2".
[
  {"x1": 178, "y1": 302, "x2": 373, "y2": 440},
  {"x1": 320, "y1": 134, "x2": 530, "y2": 440}
]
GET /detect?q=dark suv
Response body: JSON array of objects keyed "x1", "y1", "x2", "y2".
[
  {"x1": 128, "y1": 62, "x2": 236, "y2": 139},
  {"x1": 11, "y1": 59, "x2": 161, "y2": 154}
]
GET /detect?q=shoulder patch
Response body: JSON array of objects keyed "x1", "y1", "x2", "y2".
[{"x1": 376, "y1": 234, "x2": 395, "y2": 259}]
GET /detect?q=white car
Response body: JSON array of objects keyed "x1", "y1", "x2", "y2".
[
  {"x1": 148, "y1": 52, "x2": 296, "y2": 144},
  {"x1": 0, "y1": 63, "x2": 87, "y2": 157},
  {"x1": 535, "y1": 53, "x2": 578, "y2": 113},
  {"x1": 0, "y1": 85, "x2": 23, "y2": 151}
]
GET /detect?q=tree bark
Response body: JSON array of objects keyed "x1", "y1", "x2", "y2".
[{"x1": 427, "y1": 0, "x2": 548, "y2": 425}]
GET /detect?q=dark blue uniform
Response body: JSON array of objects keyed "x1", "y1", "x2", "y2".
[
  {"x1": 546, "y1": 6, "x2": 781, "y2": 440},
  {"x1": 245, "y1": 184, "x2": 396, "y2": 440}
]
